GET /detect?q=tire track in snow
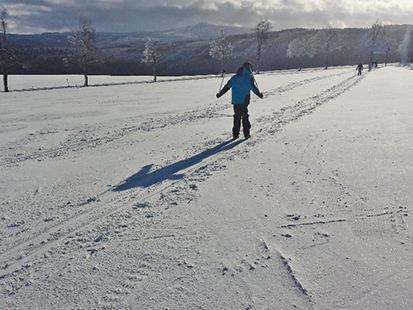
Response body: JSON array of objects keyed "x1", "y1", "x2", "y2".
[{"x1": 0, "y1": 70, "x2": 363, "y2": 279}]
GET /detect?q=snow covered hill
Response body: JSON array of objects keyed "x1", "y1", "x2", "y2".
[
  {"x1": 10, "y1": 24, "x2": 410, "y2": 76},
  {"x1": 1, "y1": 65, "x2": 412, "y2": 309}
]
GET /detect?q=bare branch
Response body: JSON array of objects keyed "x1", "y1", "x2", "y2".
[{"x1": 254, "y1": 16, "x2": 272, "y2": 74}]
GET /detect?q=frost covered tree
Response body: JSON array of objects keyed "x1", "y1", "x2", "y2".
[
  {"x1": 209, "y1": 30, "x2": 233, "y2": 76},
  {"x1": 64, "y1": 17, "x2": 101, "y2": 87},
  {"x1": 286, "y1": 36, "x2": 316, "y2": 69},
  {"x1": 370, "y1": 19, "x2": 384, "y2": 62},
  {"x1": 142, "y1": 38, "x2": 162, "y2": 82},
  {"x1": 286, "y1": 38, "x2": 305, "y2": 69},
  {"x1": 371, "y1": 19, "x2": 383, "y2": 45},
  {"x1": 254, "y1": 16, "x2": 272, "y2": 74},
  {"x1": 311, "y1": 25, "x2": 342, "y2": 69},
  {"x1": 288, "y1": 27, "x2": 342, "y2": 70}
]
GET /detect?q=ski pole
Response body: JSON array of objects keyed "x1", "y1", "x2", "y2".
[
  {"x1": 219, "y1": 77, "x2": 224, "y2": 91},
  {"x1": 219, "y1": 73, "x2": 226, "y2": 92},
  {"x1": 253, "y1": 78, "x2": 261, "y2": 94}
]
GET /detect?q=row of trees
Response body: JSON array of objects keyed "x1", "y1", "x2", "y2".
[
  {"x1": 144, "y1": 16, "x2": 272, "y2": 82},
  {"x1": 285, "y1": 20, "x2": 397, "y2": 70},
  {"x1": 64, "y1": 17, "x2": 164, "y2": 85},
  {"x1": 286, "y1": 25, "x2": 342, "y2": 70},
  {"x1": 1, "y1": 11, "x2": 212, "y2": 88},
  {"x1": 209, "y1": 17, "x2": 272, "y2": 76},
  {"x1": 207, "y1": 18, "x2": 411, "y2": 74},
  {"x1": 62, "y1": 16, "x2": 272, "y2": 86},
  {"x1": 0, "y1": 13, "x2": 104, "y2": 90},
  {"x1": 2, "y1": 11, "x2": 413, "y2": 91}
]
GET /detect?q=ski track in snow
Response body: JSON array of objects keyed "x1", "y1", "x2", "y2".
[
  {"x1": 0, "y1": 104, "x2": 228, "y2": 166},
  {"x1": 255, "y1": 69, "x2": 361, "y2": 138},
  {"x1": 0, "y1": 69, "x2": 353, "y2": 167},
  {"x1": 0, "y1": 69, "x2": 359, "y2": 272},
  {"x1": 0, "y1": 68, "x2": 369, "y2": 307}
]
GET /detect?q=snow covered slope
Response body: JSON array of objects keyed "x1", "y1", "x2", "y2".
[{"x1": 1, "y1": 65, "x2": 412, "y2": 309}]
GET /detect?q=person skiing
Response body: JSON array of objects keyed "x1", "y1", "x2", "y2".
[
  {"x1": 216, "y1": 62, "x2": 263, "y2": 139},
  {"x1": 357, "y1": 63, "x2": 364, "y2": 76}
]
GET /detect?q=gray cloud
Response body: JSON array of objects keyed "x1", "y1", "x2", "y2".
[{"x1": 2, "y1": 0, "x2": 413, "y2": 34}]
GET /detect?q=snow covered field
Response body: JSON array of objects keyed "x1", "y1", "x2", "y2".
[{"x1": 1, "y1": 65, "x2": 412, "y2": 309}]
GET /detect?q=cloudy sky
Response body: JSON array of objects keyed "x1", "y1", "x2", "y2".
[{"x1": 3, "y1": 0, "x2": 413, "y2": 34}]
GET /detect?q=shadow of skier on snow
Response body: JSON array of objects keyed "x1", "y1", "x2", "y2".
[{"x1": 113, "y1": 139, "x2": 244, "y2": 191}]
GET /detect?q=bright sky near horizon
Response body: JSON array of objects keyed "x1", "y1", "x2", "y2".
[{"x1": 2, "y1": 0, "x2": 413, "y2": 34}]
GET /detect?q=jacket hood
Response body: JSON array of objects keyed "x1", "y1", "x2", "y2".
[
  {"x1": 242, "y1": 67, "x2": 251, "y2": 76},
  {"x1": 243, "y1": 61, "x2": 254, "y2": 73},
  {"x1": 236, "y1": 67, "x2": 252, "y2": 76}
]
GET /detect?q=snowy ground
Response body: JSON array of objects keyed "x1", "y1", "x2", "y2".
[{"x1": 1, "y1": 65, "x2": 412, "y2": 309}]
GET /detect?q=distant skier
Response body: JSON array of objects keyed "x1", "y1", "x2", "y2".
[
  {"x1": 357, "y1": 63, "x2": 364, "y2": 76},
  {"x1": 216, "y1": 61, "x2": 263, "y2": 139}
]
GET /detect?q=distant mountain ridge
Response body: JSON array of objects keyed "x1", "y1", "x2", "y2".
[{"x1": 10, "y1": 22, "x2": 251, "y2": 48}]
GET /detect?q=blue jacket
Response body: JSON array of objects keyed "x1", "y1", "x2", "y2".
[{"x1": 218, "y1": 67, "x2": 261, "y2": 104}]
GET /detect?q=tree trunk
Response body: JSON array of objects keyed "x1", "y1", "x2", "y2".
[
  {"x1": 256, "y1": 42, "x2": 262, "y2": 74},
  {"x1": 82, "y1": 62, "x2": 89, "y2": 87},
  {"x1": 0, "y1": 39, "x2": 7, "y2": 92},
  {"x1": 2, "y1": 64, "x2": 8, "y2": 92},
  {"x1": 3, "y1": 73, "x2": 8, "y2": 92}
]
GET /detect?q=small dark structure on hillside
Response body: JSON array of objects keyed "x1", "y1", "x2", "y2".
[{"x1": 369, "y1": 45, "x2": 390, "y2": 66}]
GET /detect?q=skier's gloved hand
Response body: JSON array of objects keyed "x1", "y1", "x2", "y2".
[
  {"x1": 258, "y1": 93, "x2": 264, "y2": 99},
  {"x1": 216, "y1": 93, "x2": 221, "y2": 98}
]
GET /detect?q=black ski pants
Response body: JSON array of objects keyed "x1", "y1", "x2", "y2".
[{"x1": 232, "y1": 102, "x2": 251, "y2": 137}]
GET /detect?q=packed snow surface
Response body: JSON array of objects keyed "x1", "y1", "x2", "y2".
[{"x1": 1, "y1": 66, "x2": 413, "y2": 309}]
